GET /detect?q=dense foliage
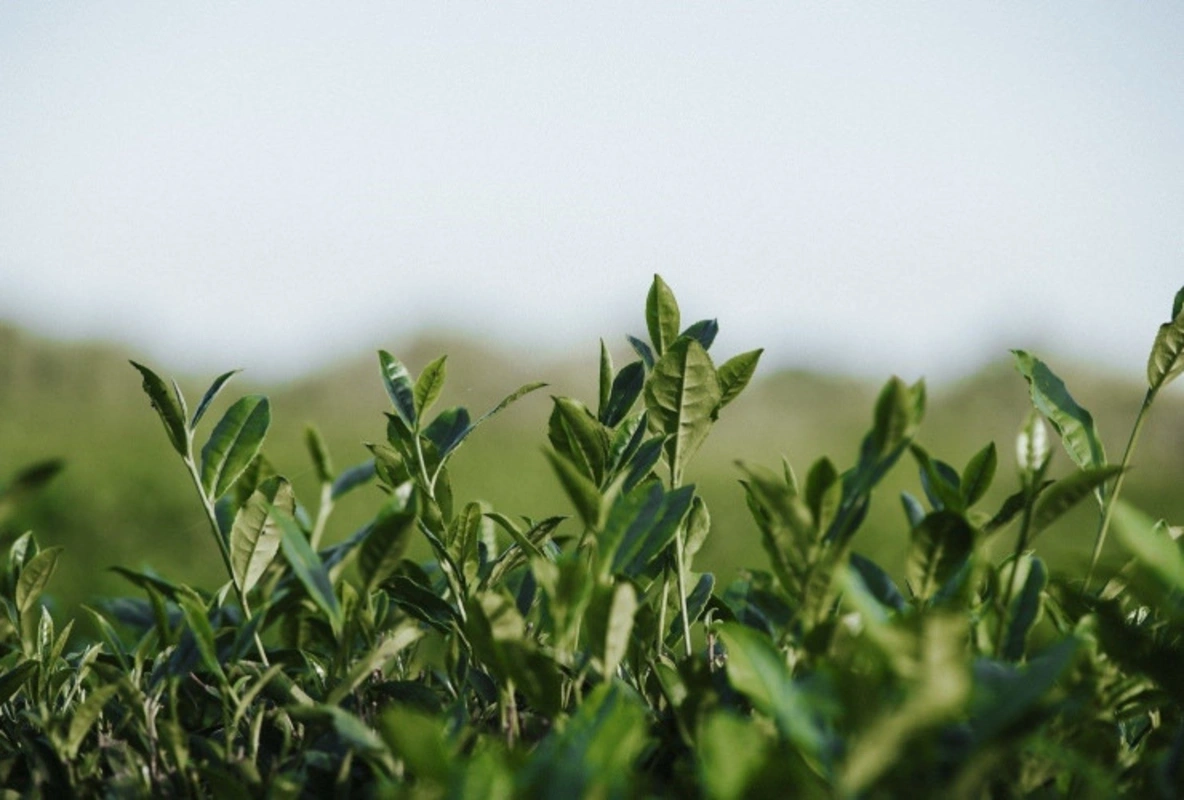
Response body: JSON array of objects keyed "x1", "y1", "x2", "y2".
[{"x1": 2, "y1": 276, "x2": 1184, "y2": 797}]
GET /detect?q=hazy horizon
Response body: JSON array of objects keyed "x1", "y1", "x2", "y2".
[{"x1": 2, "y1": 4, "x2": 1181, "y2": 383}]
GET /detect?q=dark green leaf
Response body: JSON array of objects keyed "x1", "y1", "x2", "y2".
[
  {"x1": 598, "y1": 339, "x2": 613, "y2": 421},
  {"x1": 0, "y1": 661, "x2": 36, "y2": 704},
  {"x1": 871, "y1": 377, "x2": 912, "y2": 456},
  {"x1": 200, "y1": 395, "x2": 270, "y2": 499},
  {"x1": 627, "y1": 334, "x2": 655, "y2": 369},
  {"x1": 907, "y1": 511, "x2": 976, "y2": 602},
  {"x1": 961, "y1": 442, "x2": 997, "y2": 507},
  {"x1": 192, "y1": 369, "x2": 239, "y2": 429},
  {"x1": 646, "y1": 274, "x2": 681, "y2": 356},
  {"x1": 64, "y1": 685, "x2": 119, "y2": 760},
  {"x1": 8, "y1": 459, "x2": 64, "y2": 494},
  {"x1": 175, "y1": 587, "x2": 226, "y2": 683},
  {"x1": 423, "y1": 407, "x2": 471, "y2": 460},
  {"x1": 545, "y1": 449, "x2": 603, "y2": 530},
  {"x1": 850, "y1": 552, "x2": 907, "y2": 612},
  {"x1": 1013, "y1": 350, "x2": 1106, "y2": 472},
  {"x1": 275, "y1": 512, "x2": 343, "y2": 634},
  {"x1": 379, "y1": 350, "x2": 418, "y2": 429},
  {"x1": 130, "y1": 361, "x2": 189, "y2": 456},
  {"x1": 1003, "y1": 556, "x2": 1048, "y2": 661},
  {"x1": 804, "y1": 456, "x2": 841, "y2": 532},
  {"x1": 611, "y1": 485, "x2": 695, "y2": 578},
  {"x1": 601, "y1": 361, "x2": 646, "y2": 428},
  {"x1": 681, "y1": 318, "x2": 719, "y2": 350},
  {"x1": 331, "y1": 459, "x2": 377, "y2": 501}
]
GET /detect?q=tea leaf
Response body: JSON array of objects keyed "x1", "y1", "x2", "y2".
[
  {"x1": 1002, "y1": 556, "x2": 1047, "y2": 661},
  {"x1": 961, "y1": 442, "x2": 997, "y2": 507},
  {"x1": 681, "y1": 318, "x2": 719, "y2": 351},
  {"x1": 358, "y1": 485, "x2": 418, "y2": 593},
  {"x1": 1013, "y1": 350, "x2": 1106, "y2": 473},
  {"x1": 414, "y1": 355, "x2": 448, "y2": 419},
  {"x1": 379, "y1": 350, "x2": 418, "y2": 429},
  {"x1": 64, "y1": 684, "x2": 119, "y2": 760},
  {"x1": 645, "y1": 337, "x2": 722, "y2": 484},
  {"x1": 1111, "y1": 500, "x2": 1184, "y2": 591},
  {"x1": 15, "y1": 546, "x2": 61, "y2": 615},
  {"x1": 1148, "y1": 288, "x2": 1184, "y2": 392},
  {"x1": 546, "y1": 449, "x2": 603, "y2": 530},
  {"x1": 646, "y1": 274, "x2": 681, "y2": 356},
  {"x1": 601, "y1": 361, "x2": 646, "y2": 428},
  {"x1": 908, "y1": 511, "x2": 975, "y2": 602},
  {"x1": 276, "y1": 512, "x2": 342, "y2": 635},
  {"x1": 175, "y1": 588, "x2": 226, "y2": 683},
  {"x1": 627, "y1": 334, "x2": 656, "y2": 369},
  {"x1": 716, "y1": 349, "x2": 763, "y2": 411},
  {"x1": 871, "y1": 377, "x2": 912, "y2": 456},
  {"x1": 331, "y1": 459, "x2": 377, "y2": 501},
  {"x1": 229, "y1": 476, "x2": 294, "y2": 596},
  {"x1": 130, "y1": 361, "x2": 189, "y2": 456},
  {"x1": 304, "y1": 425, "x2": 334, "y2": 484},
  {"x1": 598, "y1": 339, "x2": 613, "y2": 419},
  {"x1": 200, "y1": 395, "x2": 270, "y2": 500},
  {"x1": 548, "y1": 397, "x2": 610, "y2": 485},
  {"x1": 192, "y1": 369, "x2": 239, "y2": 429},
  {"x1": 1029, "y1": 465, "x2": 1123, "y2": 539}
]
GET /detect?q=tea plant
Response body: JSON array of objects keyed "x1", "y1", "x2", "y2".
[{"x1": 0, "y1": 276, "x2": 1182, "y2": 797}]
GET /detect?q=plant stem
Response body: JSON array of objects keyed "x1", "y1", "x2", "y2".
[
  {"x1": 309, "y1": 482, "x2": 333, "y2": 550},
  {"x1": 183, "y1": 455, "x2": 270, "y2": 666},
  {"x1": 1084, "y1": 389, "x2": 1154, "y2": 591},
  {"x1": 994, "y1": 489, "x2": 1036, "y2": 659}
]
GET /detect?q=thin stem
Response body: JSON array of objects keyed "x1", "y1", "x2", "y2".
[
  {"x1": 1085, "y1": 390, "x2": 1154, "y2": 591},
  {"x1": 994, "y1": 485, "x2": 1036, "y2": 659},
  {"x1": 309, "y1": 482, "x2": 333, "y2": 550},
  {"x1": 183, "y1": 455, "x2": 270, "y2": 666},
  {"x1": 674, "y1": 526, "x2": 693, "y2": 659}
]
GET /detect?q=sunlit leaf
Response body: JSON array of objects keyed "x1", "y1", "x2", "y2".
[
  {"x1": 646, "y1": 274, "x2": 681, "y2": 356},
  {"x1": 379, "y1": 350, "x2": 418, "y2": 429},
  {"x1": 229, "y1": 476, "x2": 293, "y2": 596},
  {"x1": 1013, "y1": 350, "x2": 1106, "y2": 473},
  {"x1": 414, "y1": 355, "x2": 448, "y2": 419},
  {"x1": 200, "y1": 395, "x2": 270, "y2": 499},
  {"x1": 130, "y1": 361, "x2": 189, "y2": 456}
]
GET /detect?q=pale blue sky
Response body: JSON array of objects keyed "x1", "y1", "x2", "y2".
[{"x1": 1, "y1": 3, "x2": 1181, "y2": 382}]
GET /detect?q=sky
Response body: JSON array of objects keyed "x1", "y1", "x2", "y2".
[{"x1": 1, "y1": 3, "x2": 1182, "y2": 384}]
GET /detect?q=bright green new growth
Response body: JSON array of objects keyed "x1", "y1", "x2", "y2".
[{"x1": 0, "y1": 277, "x2": 1181, "y2": 796}]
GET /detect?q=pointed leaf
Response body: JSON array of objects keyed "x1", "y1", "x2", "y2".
[
  {"x1": 200, "y1": 395, "x2": 270, "y2": 499},
  {"x1": 907, "y1": 511, "x2": 975, "y2": 602},
  {"x1": 598, "y1": 339, "x2": 613, "y2": 420},
  {"x1": 645, "y1": 337, "x2": 722, "y2": 483},
  {"x1": 1002, "y1": 556, "x2": 1047, "y2": 661},
  {"x1": 716, "y1": 349, "x2": 763, "y2": 411},
  {"x1": 681, "y1": 318, "x2": 719, "y2": 351},
  {"x1": 423, "y1": 407, "x2": 471, "y2": 460},
  {"x1": 545, "y1": 449, "x2": 603, "y2": 530},
  {"x1": 15, "y1": 546, "x2": 62, "y2": 615},
  {"x1": 1148, "y1": 288, "x2": 1184, "y2": 392},
  {"x1": 176, "y1": 588, "x2": 225, "y2": 683},
  {"x1": 192, "y1": 369, "x2": 239, "y2": 429},
  {"x1": 601, "y1": 361, "x2": 646, "y2": 428},
  {"x1": 64, "y1": 684, "x2": 119, "y2": 760},
  {"x1": 548, "y1": 397, "x2": 610, "y2": 484},
  {"x1": 379, "y1": 350, "x2": 418, "y2": 429},
  {"x1": 414, "y1": 355, "x2": 448, "y2": 419},
  {"x1": 1112, "y1": 500, "x2": 1184, "y2": 591},
  {"x1": 229, "y1": 476, "x2": 294, "y2": 595},
  {"x1": 871, "y1": 377, "x2": 912, "y2": 456},
  {"x1": 331, "y1": 459, "x2": 377, "y2": 500},
  {"x1": 275, "y1": 512, "x2": 343, "y2": 634},
  {"x1": 1030, "y1": 465, "x2": 1123, "y2": 538},
  {"x1": 1013, "y1": 351, "x2": 1106, "y2": 472},
  {"x1": 627, "y1": 334, "x2": 655, "y2": 369},
  {"x1": 130, "y1": 361, "x2": 189, "y2": 456},
  {"x1": 646, "y1": 274, "x2": 681, "y2": 356},
  {"x1": 304, "y1": 425, "x2": 334, "y2": 484},
  {"x1": 961, "y1": 442, "x2": 997, "y2": 507}
]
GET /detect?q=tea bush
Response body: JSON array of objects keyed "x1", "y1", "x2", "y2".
[{"x1": 1, "y1": 276, "x2": 1183, "y2": 797}]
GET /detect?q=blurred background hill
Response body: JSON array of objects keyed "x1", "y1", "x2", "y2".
[{"x1": 4, "y1": 320, "x2": 1183, "y2": 615}]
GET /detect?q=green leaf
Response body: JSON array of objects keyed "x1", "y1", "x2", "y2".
[
  {"x1": 601, "y1": 361, "x2": 646, "y2": 428},
  {"x1": 176, "y1": 587, "x2": 226, "y2": 683},
  {"x1": 598, "y1": 339, "x2": 613, "y2": 420},
  {"x1": 331, "y1": 459, "x2": 376, "y2": 500},
  {"x1": 717, "y1": 622, "x2": 826, "y2": 758},
  {"x1": 548, "y1": 397, "x2": 611, "y2": 485},
  {"x1": 423, "y1": 407, "x2": 471, "y2": 461},
  {"x1": 378, "y1": 705, "x2": 453, "y2": 784},
  {"x1": 303, "y1": 425, "x2": 334, "y2": 484},
  {"x1": 804, "y1": 456, "x2": 841, "y2": 532},
  {"x1": 871, "y1": 377, "x2": 912, "y2": 456},
  {"x1": 414, "y1": 355, "x2": 448, "y2": 419},
  {"x1": 0, "y1": 661, "x2": 37, "y2": 704},
  {"x1": 716, "y1": 348, "x2": 763, "y2": 411},
  {"x1": 1013, "y1": 350, "x2": 1106, "y2": 472},
  {"x1": 379, "y1": 350, "x2": 418, "y2": 429},
  {"x1": 627, "y1": 334, "x2": 655, "y2": 369},
  {"x1": 325, "y1": 621, "x2": 423, "y2": 706},
  {"x1": 15, "y1": 546, "x2": 61, "y2": 615},
  {"x1": 681, "y1": 318, "x2": 720, "y2": 351},
  {"x1": 698, "y1": 712, "x2": 770, "y2": 800},
  {"x1": 275, "y1": 512, "x2": 343, "y2": 635},
  {"x1": 64, "y1": 684, "x2": 119, "y2": 760},
  {"x1": 684, "y1": 494, "x2": 711, "y2": 560},
  {"x1": 585, "y1": 580, "x2": 638, "y2": 679},
  {"x1": 907, "y1": 511, "x2": 975, "y2": 602},
  {"x1": 961, "y1": 442, "x2": 997, "y2": 508},
  {"x1": 7, "y1": 459, "x2": 64, "y2": 495},
  {"x1": 200, "y1": 395, "x2": 270, "y2": 499},
  {"x1": 191, "y1": 369, "x2": 239, "y2": 429},
  {"x1": 1002, "y1": 556, "x2": 1048, "y2": 661},
  {"x1": 475, "y1": 381, "x2": 548, "y2": 428},
  {"x1": 1029, "y1": 465, "x2": 1123, "y2": 539},
  {"x1": 646, "y1": 274, "x2": 681, "y2": 356},
  {"x1": 130, "y1": 361, "x2": 189, "y2": 456},
  {"x1": 229, "y1": 475, "x2": 294, "y2": 596},
  {"x1": 1148, "y1": 288, "x2": 1184, "y2": 392},
  {"x1": 545, "y1": 449, "x2": 604, "y2": 530},
  {"x1": 1111, "y1": 500, "x2": 1184, "y2": 590},
  {"x1": 607, "y1": 484, "x2": 695, "y2": 578},
  {"x1": 644, "y1": 337, "x2": 722, "y2": 484},
  {"x1": 359, "y1": 485, "x2": 418, "y2": 593}
]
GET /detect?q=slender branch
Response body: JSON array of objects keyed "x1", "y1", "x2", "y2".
[{"x1": 1085, "y1": 389, "x2": 1154, "y2": 591}]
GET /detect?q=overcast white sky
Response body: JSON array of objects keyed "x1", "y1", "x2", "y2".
[{"x1": 1, "y1": 3, "x2": 1181, "y2": 382}]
